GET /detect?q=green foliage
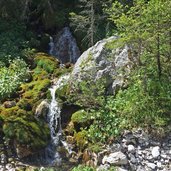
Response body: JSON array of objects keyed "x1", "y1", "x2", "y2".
[
  {"x1": 71, "y1": 110, "x2": 89, "y2": 123},
  {"x1": 0, "y1": 58, "x2": 28, "y2": 100},
  {"x1": 72, "y1": 165, "x2": 95, "y2": 171},
  {"x1": 87, "y1": 103, "x2": 122, "y2": 143},
  {"x1": 34, "y1": 53, "x2": 60, "y2": 74},
  {"x1": 113, "y1": 65, "x2": 171, "y2": 127},
  {"x1": 2, "y1": 115, "x2": 50, "y2": 149},
  {"x1": 68, "y1": 78, "x2": 106, "y2": 109},
  {"x1": 69, "y1": 0, "x2": 113, "y2": 48},
  {"x1": 74, "y1": 130, "x2": 88, "y2": 150},
  {"x1": 0, "y1": 20, "x2": 31, "y2": 64}
]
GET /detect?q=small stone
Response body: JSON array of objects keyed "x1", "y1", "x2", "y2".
[
  {"x1": 96, "y1": 164, "x2": 110, "y2": 171},
  {"x1": 117, "y1": 167, "x2": 128, "y2": 171},
  {"x1": 146, "y1": 162, "x2": 156, "y2": 170},
  {"x1": 128, "y1": 145, "x2": 135, "y2": 153},
  {"x1": 161, "y1": 154, "x2": 167, "y2": 159},
  {"x1": 151, "y1": 146, "x2": 160, "y2": 158}
]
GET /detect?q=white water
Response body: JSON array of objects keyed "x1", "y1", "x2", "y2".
[
  {"x1": 49, "y1": 36, "x2": 55, "y2": 56},
  {"x1": 45, "y1": 74, "x2": 70, "y2": 165},
  {"x1": 49, "y1": 27, "x2": 80, "y2": 63}
]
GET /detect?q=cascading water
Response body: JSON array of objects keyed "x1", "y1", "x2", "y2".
[
  {"x1": 44, "y1": 74, "x2": 70, "y2": 166},
  {"x1": 49, "y1": 36, "x2": 55, "y2": 56},
  {"x1": 49, "y1": 27, "x2": 80, "y2": 64}
]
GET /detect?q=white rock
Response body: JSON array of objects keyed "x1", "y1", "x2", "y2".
[
  {"x1": 102, "y1": 152, "x2": 128, "y2": 165},
  {"x1": 70, "y1": 36, "x2": 134, "y2": 95},
  {"x1": 117, "y1": 167, "x2": 128, "y2": 171},
  {"x1": 96, "y1": 164, "x2": 110, "y2": 171},
  {"x1": 128, "y1": 145, "x2": 135, "y2": 153},
  {"x1": 157, "y1": 162, "x2": 162, "y2": 168},
  {"x1": 151, "y1": 146, "x2": 160, "y2": 158},
  {"x1": 146, "y1": 162, "x2": 156, "y2": 170}
]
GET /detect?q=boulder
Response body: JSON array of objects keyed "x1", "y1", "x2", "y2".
[{"x1": 69, "y1": 36, "x2": 136, "y2": 95}]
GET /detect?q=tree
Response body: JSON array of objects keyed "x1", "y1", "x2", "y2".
[
  {"x1": 107, "y1": 0, "x2": 171, "y2": 80},
  {"x1": 70, "y1": 0, "x2": 112, "y2": 48}
]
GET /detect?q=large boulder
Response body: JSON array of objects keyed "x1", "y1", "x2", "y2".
[{"x1": 69, "y1": 36, "x2": 136, "y2": 95}]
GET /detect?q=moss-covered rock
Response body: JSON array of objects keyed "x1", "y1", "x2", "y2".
[
  {"x1": 74, "y1": 130, "x2": 88, "y2": 150},
  {"x1": 34, "y1": 52, "x2": 60, "y2": 74},
  {"x1": 71, "y1": 110, "x2": 92, "y2": 131},
  {"x1": 0, "y1": 52, "x2": 62, "y2": 157}
]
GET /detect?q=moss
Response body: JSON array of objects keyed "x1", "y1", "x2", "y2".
[
  {"x1": 2, "y1": 115, "x2": 50, "y2": 150},
  {"x1": 53, "y1": 67, "x2": 72, "y2": 78},
  {"x1": 55, "y1": 84, "x2": 69, "y2": 100},
  {"x1": 74, "y1": 130, "x2": 88, "y2": 150},
  {"x1": 71, "y1": 110, "x2": 92, "y2": 131},
  {"x1": 88, "y1": 143, "x2": 103, "y2": 153},
  {"x1": 46, "y1": 90, "x2": 52, "y2": 101},
  {"x1": 71, "y1": 110, "x2": 89, "y2": 123},
  {"x1": 0, "y1": 106, "x2": 19, "y2": 117},
  {"x1": 34, "y1": 52, "x2": 60, "y2": 74}
]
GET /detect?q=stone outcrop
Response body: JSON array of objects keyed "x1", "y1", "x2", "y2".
[{"x1": 69, "y1": 36, "x2": 136, "y2": 95}]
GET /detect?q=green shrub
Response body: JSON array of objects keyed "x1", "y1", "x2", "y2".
[
  {"x1": 72, "y1": 165, "x2": 95, "y2": 171},
  {"x1": 0, "y1": 58, "x2": 28, "y2": 100}
]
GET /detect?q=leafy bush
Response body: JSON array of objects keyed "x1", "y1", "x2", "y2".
[
  {"x1": 72, "y1": 165, "x2": 95, "y2": 171},
  {"x1": 0, "y1": 58, "x2": 28, "y2": 100}
]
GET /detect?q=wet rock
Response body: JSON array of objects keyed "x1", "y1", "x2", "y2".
[
  {"x1": 102, "y1": 151, "x2": 128, "y2": 165},
  {"x1": 35, "y1": 100, "x2": 49, "y2": 119}
]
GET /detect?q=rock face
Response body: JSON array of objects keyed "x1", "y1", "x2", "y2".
[
  {"x1": 70, "y1": 36, "x2": 135, "y2": 95},
  {"x1": 51, "y1": 27, "x2": 80, "y2": 63}
]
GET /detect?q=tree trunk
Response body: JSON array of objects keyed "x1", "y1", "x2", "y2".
[
  {"x1": 90, "y1": 0, "x2": 94, "y2": 46},
  {"x1": 21, "y1": 0, "x2": 30, "y2": 21}
]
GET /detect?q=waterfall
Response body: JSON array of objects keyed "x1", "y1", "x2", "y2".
[
  {"x1": 44, "y1": 74, "x2": 70, "y2": 166},
  {"x1": 49, "y1": 27, "x2": 80, "y2": 64},
  {"x1": 49, "y1": 36, "x2": 55, "y2": 56}
]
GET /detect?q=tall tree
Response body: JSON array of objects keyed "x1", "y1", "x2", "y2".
[
  {"x1": 108, "y1": 0, "x2": 171, "y2": 79},
  {"x1": 70, "y1": 0, "x2": 112, "y2": 48}
]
